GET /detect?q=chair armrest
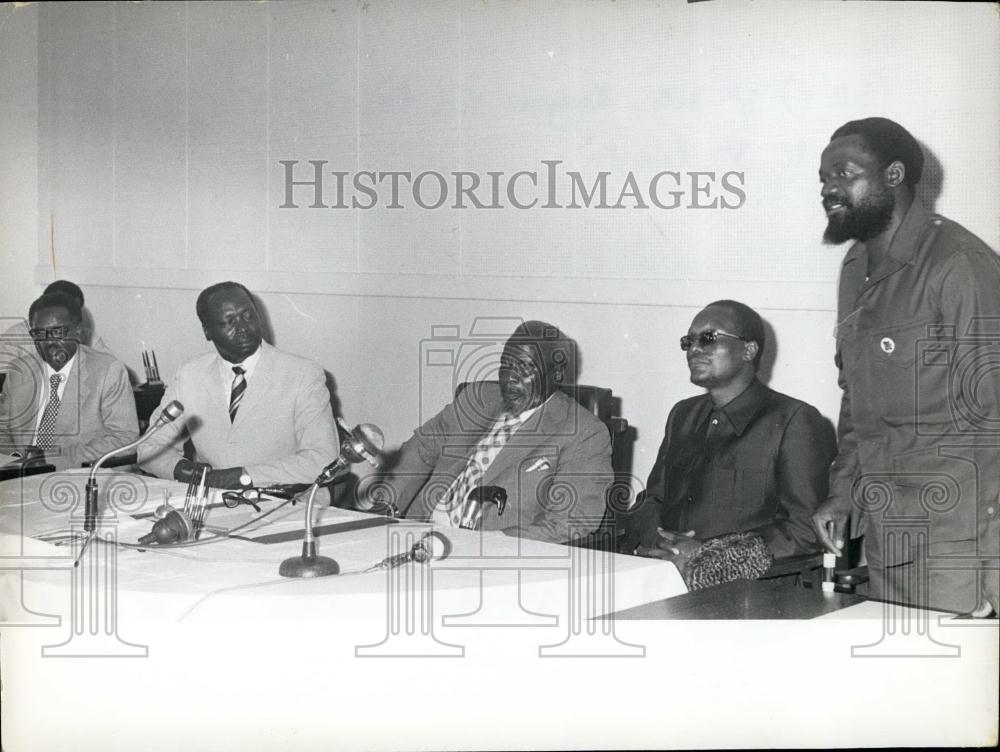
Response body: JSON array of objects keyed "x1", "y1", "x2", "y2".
[{"x1": 606, "y1": 417, "x2": 628, "y2": 435}]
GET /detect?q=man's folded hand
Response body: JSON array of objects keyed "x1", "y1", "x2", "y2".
[
  {"x1": 173, "y1": 458, "x2": 213, "y2": 485},
  {"x1": 635, "y1": 528, "x2": 700, "y2": 574}
]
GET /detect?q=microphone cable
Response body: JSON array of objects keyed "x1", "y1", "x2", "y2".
[{"x1": 103, "y1": 496, "x2": 299, "y2": 551}]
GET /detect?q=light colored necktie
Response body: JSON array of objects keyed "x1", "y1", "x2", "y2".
[
  {"x1": 442, "y1": 412, "x2": 522, "y2": 528},
  {"x1": 35, "y1": 373, "x2": 64, "y2": 449},
  {"x1": 229, "y1": 366, "x2": 247, "y2": 422}
]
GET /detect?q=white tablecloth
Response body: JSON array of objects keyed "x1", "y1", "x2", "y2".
[{"x1": 2, "y1": 471, "x2": 996, "y2": 751}]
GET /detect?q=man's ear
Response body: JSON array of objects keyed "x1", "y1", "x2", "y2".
[
  {"x1": 202, "y1": 325, "x2": 211, "y2": 341},
  {"x1": 743, "y1": 341, "x2": 759, "y2": 364},
  {"x1": 884, "y1": 160, "x2": 905, "y2": 189}
]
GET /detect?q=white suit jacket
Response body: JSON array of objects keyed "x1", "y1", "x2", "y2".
[
  {"x1": 0, "y1": 345, "x2": 139, "y2": 470},
  {"x1": 138, "y1": 342, "x2": 339, "y2": 485}
]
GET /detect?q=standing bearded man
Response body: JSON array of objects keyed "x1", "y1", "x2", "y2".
[{"x1": 813, "y1": 117, "x2": 1000, "y2": 616}]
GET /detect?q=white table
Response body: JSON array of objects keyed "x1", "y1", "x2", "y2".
[{"x1": 1, "y1": 470, "x2": 996, "y2": 751}]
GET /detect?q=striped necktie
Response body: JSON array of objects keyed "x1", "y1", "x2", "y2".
[
  {"x1": 441, "y1": 412, "x2": 522, "y2": 528},
  {"x1": 229, "y1": 366, "x2": 247, "y2": 422},
  {"x1": 35, "y1": 373, "x2": 64, "y2": 449}
]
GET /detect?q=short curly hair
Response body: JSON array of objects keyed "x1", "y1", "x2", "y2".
[
  {"x1": 704, "y1": 299, "x2": 766, "y2": 372},
  {"x1": 195, "y1": 281, "x2": 255, "y2": 326},
  {"x1": 29, "y1": 292, "x2": 83, "y2": 325},
  {"x1": 831, "y1": 117, "x2": 924, "y2": 189}
]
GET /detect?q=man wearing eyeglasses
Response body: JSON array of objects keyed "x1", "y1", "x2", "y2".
[
  {"x1": 622, "y1": 300, "x2": 837, "y2": 587},
  {"x1": 0, "y1": 280, "x2": 115, "y2": 372},
  {"x1": 138, "y1": 281, "x2": 339, "y2": 490},
  {"x1": 0, "y1": 292, "x2": 138, "y2": 470}
]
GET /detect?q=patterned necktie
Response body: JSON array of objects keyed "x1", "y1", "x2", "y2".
[
  {"x1": 441, "y1": 412, "x2": 522, "y2": 528},
  {"x1": 35, "y1": 373, "x2": 64, "y2": 449},
  {"x1": 229, "y1": 366, "x2": 247, "y2": 422}
]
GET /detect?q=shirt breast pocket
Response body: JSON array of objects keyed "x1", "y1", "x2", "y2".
[
  {"x1": 869, "y1": 319, "x2": 932, "y2": 370},
  {"x1": 868, "y1": 318, "x2": 937, "y2": 421},
  {"x1": 708, "y1": 465, "x2": 768, "y2": 514},
  {"x1": 714, "y1": 441, "x2": 770, "y2": 506}
]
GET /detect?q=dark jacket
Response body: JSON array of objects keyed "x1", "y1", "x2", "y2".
[
  {"x1": 626, "y1": 379, "x2": 836, "y2": 559},
  {"x1": 829, "y1": 199, "x2": 1000, "y2": 611}
]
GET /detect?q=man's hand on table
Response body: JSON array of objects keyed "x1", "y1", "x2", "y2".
[
  {"x1": 173, "y1": 459, "x2": 212, "y2": 484},
  {"x1": 173, "y1": 459, "x2": 248, "y2": 489}
]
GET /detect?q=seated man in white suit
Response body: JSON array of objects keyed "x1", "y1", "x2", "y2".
[
  {"x1": 371, "y1": 321, "x2": 612, "y2": 545},
  {"x1": 138, "y1": 282, "x2": 339, "y2": 489},
  {"x1": 0, "y1": 292, "x2": 138, "y2": 470}
]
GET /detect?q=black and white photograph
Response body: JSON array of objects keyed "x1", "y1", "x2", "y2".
[{"x1": 1, "y1": 1, "x2": 998, "y2": 749}]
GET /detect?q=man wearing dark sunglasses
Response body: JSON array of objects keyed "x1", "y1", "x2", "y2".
[
  {"x1": 621, "y1": 300, "x2": 837, "y2": 588},
  {"x1": 0, "y1": 292, "x2": 138, "y2": 469}
]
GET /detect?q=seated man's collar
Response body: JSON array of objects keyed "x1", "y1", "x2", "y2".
[{"x1": 715, "y1": 378, "x2": 767, "y2": 436}]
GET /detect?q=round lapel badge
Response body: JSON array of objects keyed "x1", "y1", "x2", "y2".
[{"x1": 880, "y1": 337, "x2": 896, "y2": 355}]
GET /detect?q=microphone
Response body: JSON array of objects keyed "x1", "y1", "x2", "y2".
[
  {"x1": 137, "y1": 508, "x2": 193, "y2": 546},
  {"x1": 370, "y1": 531, "x2": 452, "y2": 571},
  {"x1": 278, "y1": 421, "x2": 385, "y2": 578},
  {"x1": 314, "y1": 423, "x2": 384, "y2": 486},
  {"x1": 138, "y1": 463, "x2": 210, "y2": 546},
  {"x1": 85, "y1": 400, "x2": 184, "y2": 534},
  {"x1": 256, "y1": 483, "x2": 310, "y2": 499}
]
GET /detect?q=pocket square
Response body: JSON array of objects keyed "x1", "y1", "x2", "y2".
[{"x1": 524, "y1": 458, "x2": 551, "y2": 472}]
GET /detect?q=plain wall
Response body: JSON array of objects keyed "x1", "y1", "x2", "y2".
[
  {"x1": 4, "y1": 1, "x2": 999, "y2": 485},
  {"x1": 0, "y1": 4, "x2": 40, "y2": 334}
]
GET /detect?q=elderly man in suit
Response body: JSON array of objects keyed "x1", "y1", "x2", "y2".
[
  {"x1": 138, "y1": 281, "x2": 339, "y2": 489},
  {"x1": 0, "y1": 293, "x2": 138, "y2": 470},
  {"x1": 371, "y1": 321, "x2": 612, "y2": 545}
]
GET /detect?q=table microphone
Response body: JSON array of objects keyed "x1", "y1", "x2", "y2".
[
  {"x1": 137, "y1": 507, "x2": 193, "y2": 545},
  {"x1": 314, "y1": 423, "x2": 385, "y2": 487},
  {"x1": 369, "y1": 531, "x2": 452, "y2": 571},
  {"x1": 278, "y1": 422, "x2": 385, "y2": 578},
  {"x1": 84, "y1": 400, "x2": 184, "y2": 534}
]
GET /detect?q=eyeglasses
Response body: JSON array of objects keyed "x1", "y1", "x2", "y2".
[
  {"x1": 679, "y1": 330, "x2": 747, "y2": 351},
  {"x1": 28, "y1": 325, "x2": 74, "y2": 341}
]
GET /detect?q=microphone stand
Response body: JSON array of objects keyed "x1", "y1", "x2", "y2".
[
  {"x1": 277, "y1": 482, "x2": 340, "y2": 578},
  {"x1": 77, "y1": 401, "x2": 184, "y2": 566},
  {"x1": 279, "y1": 422, "x2": 383, "y2": 578}
]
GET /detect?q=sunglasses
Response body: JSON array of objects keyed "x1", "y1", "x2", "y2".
[
  {"x1": 680, "y1": 330, "x2": 747, "y2": 351},
  {"x1": 29, "y1": 325, "x2": 75, "y2": 341}
]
